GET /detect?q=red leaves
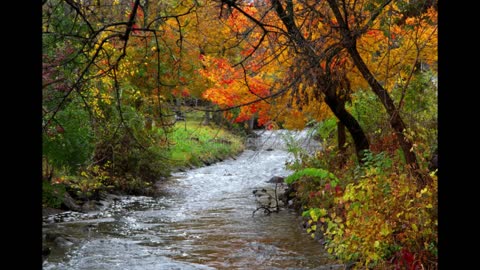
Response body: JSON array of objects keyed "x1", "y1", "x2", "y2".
[
  {"x1": 56, "y1": 125, "x2": 65, "y2": 134},
  {"x1": 172, "y1": 88, "x2": 190, "y2": 98},
  {"x1": 181, "y1": 89, "x2": 190, "y2": 97},
  {"x1": 127, "y1": 1, "x2": 144, "y2": 34},
  {"x1": 393, "y1": 248, "x2": 422, "y2": 270},
  {"x1": 220, "y1": 76, "x2": 234, "y2": 85},
  {"x1": 241, "y1": 48, "x2": 255, "y2": 57},
  {"x1": 215, "y1": 58, "x2": 229, "y2": 70},
  {"x1": 370, "y1": 133, "x2": 399, "y2": 154},
  {"x1": 132, "y1": 23, "x2": 140, "y2": 34},
  {"x1": 335, "y1": 185, "x2": 343, "y2": 196},
  {"x1": 320, "y1": 183, "x2": 342, "y2": 197},
  {"x1": 325, "y1": 183, "x2": 332, "y2": 191},
  {"x1": 199, "y1": 55, "x2": 272, "y2": 127}
]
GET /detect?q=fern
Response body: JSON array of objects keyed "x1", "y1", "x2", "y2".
[{"x1": 285, "y1": 168, "x2": 339, "y2": 186}]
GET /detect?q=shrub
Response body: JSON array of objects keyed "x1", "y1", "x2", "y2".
[
  {"x1": 298, "y1": 151, "x2": 437, "y2": 269},
  {"x1": 43, "y1": 100, "x2": 94, "y2": 174},
  {"x1": 42, "y1": 180, "x2": 66, "y2": 208}
]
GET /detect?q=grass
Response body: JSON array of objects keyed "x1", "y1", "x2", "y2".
[
  {"x1": 164, "y1": 109, "x2": 245, "y2": 169},
  {"x1": 42, "y1": 108, "x2": 246, "y2": 208}
]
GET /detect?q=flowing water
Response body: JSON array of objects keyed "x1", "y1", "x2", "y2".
[{"x1": 43, "y1": 130, "x2": 343, "y2": 269}]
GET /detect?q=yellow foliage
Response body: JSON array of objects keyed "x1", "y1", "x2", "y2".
[{"x1": 323, "y1": 170, "x2": 437, "y2": 268}]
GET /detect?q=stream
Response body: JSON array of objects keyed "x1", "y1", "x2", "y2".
[{"x1": 42, "y1": 129, "x2": 343, "y2": 269}]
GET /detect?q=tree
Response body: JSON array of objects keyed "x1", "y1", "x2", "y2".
[
  {"x1": 199, "y1": 0, "x2": 370, "y2": 161},
  {"x1": 42, "y1": 0, "x2": 208, "y2": 185},
  {"x1": 210, "y1": 0, "x2": 437, "y2": 186},
  {"x1": 324, "y1": 0, "x2": 437, "y2": 186}
]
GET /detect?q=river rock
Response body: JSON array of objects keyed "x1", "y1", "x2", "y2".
[
  {"x1": 266, "y1": 176, "x2": 285, "y2": 183},
  {"x1": 54, "y1": 236, "x2": 76, "y2": 248},
  {"x1": 103, "y1": 193, "x2": 122, "y2": 202},
  {"x1": 42, "y1": 245, "x2": 51, "y2": 261},
  {"x1": 316, "y1": 265, "x2": 348, "y2": 270},
  {"x1": 45, "y1": 232, "x2": 79, "y2": 248},
  {"x1": 282, "y1": 183, "x2": 300, "y2": 209},
  {"x1": 43, "y1": 207, "x2": 63, "y2": 217},
  {"x1": 45, "y1": 232, "x2": 59, "y2": 242},
  {"x1": 81, "y1": 200, "x2": 105, "y2": 212},
  {"x1": 61, "y1": 192, "x2": 81, "y2": 212}
]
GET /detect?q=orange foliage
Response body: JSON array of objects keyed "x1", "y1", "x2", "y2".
[{"x1": 199, "y1": 55, "x2": 272, "y2": 126}]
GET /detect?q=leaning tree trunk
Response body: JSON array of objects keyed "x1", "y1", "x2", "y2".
[
  {"x1": 337, "y1": 121, "x2": 347, "y2": 165},
  {"x1": 337, "y1": 121, "x2": 346, "y2": 153},
  {"x1": 347, "y1": 44, "x2": 430, "y2": 187},
  {"x1": 323, "y1": 89, "x2": 369, "y2": 163},
  {"x1": 270, "y1": 0, "x2": 370, "y2": 164},
  {"x1": 326, "y1": 0, "x2": 430, "y2": 188}
]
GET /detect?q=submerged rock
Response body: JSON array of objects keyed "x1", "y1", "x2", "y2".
[
  {"x1": 54, "y1": 236, "x2": 76, "y2": 248},
  {"x1": 45, "y1": 232, "x2": 79, "y2": 248}
]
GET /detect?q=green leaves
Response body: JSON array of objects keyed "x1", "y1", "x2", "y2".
[
  {"x1": 285, "y1": 168, "x2": 339, "y2": 185},
  {"x1": 43, "y1": 99, "x2": 94, "y2": 174},
  {"x1": 315, "y1": 118, "x2": 337, "y2": 141},
  {"x1": 42, "y1": 180, "x2": 66, "y2": 208},
  {"x1": 303, "y1": 207, "x2": 328, "y2": 225}
]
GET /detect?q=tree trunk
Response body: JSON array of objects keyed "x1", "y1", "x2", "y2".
[
  {"x1": 212, "y1": 111, "x2": 222, "y2": 125},
  {"x1": 271, "y1": 0, "x2": 369, "y2": 163},
  {"x1": 325, "y1": 0, "x2": 430, "y2": 188},
  {"x1": 247, "y1": 115, "x2": 255, "y2": 131},
  {"x1": 202, "y1": 110, "x2": 210, "y2": 125},
  {"x1": 323, "y1": 92, "x2": 369, "y2": 162},
  {"x1": 337, "y1": 121, "x2": 346, "y2": 153},
  {"x1": 347, "y1": 44, "x2": 429, "y2": 187},
  {"x1": 337, "y1": 121, "x2": 347, "y2": 166}
]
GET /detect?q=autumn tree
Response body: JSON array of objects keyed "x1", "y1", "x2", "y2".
[
  {"x1": 42, "y1": 0, "x2": 212, "y2": 190},
  {"x1": 199, "y1": 0, "x2": 370, "y2": 161},
  {"x1": 209, "y1": 0, "x2": 437, "y2": 186},
  {"x1": 324, "y1": 0, "x2": 437, "y2": 186}
]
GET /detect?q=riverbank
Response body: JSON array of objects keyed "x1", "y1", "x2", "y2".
[
  {"x1": 43, "y1": 129, "x2": 345, "y2": 269},
  {"x1": 42, "y1": 110, "x2": 247, "y2": 215},
  {"x1": 167, "y1": 111, "x2": 245, "y2": 172}
]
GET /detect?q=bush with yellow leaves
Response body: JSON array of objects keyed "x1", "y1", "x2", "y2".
[{"x1": 297, "y1": 151, "x2": 437, "y2": 269}]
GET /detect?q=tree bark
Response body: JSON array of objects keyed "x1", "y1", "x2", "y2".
[
  {"x1": 348, "y1": 45, "x2": 427, "y2": 183},
  {"x1": 271, "y1": 0, "x2": 370, "y2": 163},
  {"x1": 202, "y1": 110, "x2": 211, "y2": 125},
  {"x1": 325, "y1": 0, "x2": 430, "y2": 187},
  {"x1": 323, "y1": 91, "x2": 369, "y2": 162},
  {"x1": 212, "y1": 110, "x2": 222, "y2": 125},
  {"x1": 337, "y1": 121, "x2": 347, "y2": 166},
  {"x1": 337, "y1": 121, "x2": 346, "y2": 153},
  {"x1": 247, "y1": 115, "x2": 255, "y2": 131}
]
